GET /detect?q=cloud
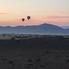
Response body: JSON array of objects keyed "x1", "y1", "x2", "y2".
[{"x1": 47, "y1": 16, "x2": 69, "y2": 19}]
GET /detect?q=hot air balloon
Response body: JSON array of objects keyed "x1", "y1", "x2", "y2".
[
  {"x1": 22, "y1": 18, "x2": 25, "y2": 22},
  {"x1": 27, "y1": 16, "x2": 31, "y2": 20}
]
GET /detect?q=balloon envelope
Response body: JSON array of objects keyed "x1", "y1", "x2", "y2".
[
  {"x1": 27, "y1": 16, "x2": 31, "y2": 20},
  {"x1": 22, "y1": 18, "x2": 25, "y2": 21}
]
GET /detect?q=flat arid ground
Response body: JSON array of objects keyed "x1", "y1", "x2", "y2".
[
  {"x1": 0, "y1": 35, "x2": 69, "y2": 69},
  {"x1": 0, "y1": 48, "x2": 69, "y2": 69}
]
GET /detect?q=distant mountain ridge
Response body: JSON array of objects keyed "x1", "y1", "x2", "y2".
[
  {"x1": 62, "y1": 26, "x2": 69, "y2": 29},
  {"x1": 0, "y1": 23, "x2": 69, "y2": 35}
]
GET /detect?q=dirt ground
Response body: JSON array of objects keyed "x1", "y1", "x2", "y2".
[{"x1": 0, "y1": 48, "x2": 69, "y2": 69}]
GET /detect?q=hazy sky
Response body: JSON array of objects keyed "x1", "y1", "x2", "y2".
[{"x1": 0, "y1": 0, "x2": 69, "y2": 26}]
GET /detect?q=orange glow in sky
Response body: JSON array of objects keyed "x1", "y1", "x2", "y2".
[{"x1": 0, "y1": 0, "x2": 69, "y2": 26}]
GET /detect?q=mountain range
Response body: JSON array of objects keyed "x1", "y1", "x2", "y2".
[{"x1": 0, "y1": 23, "x2": 69, "y2": 35}]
